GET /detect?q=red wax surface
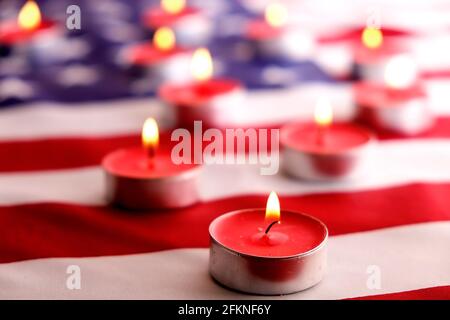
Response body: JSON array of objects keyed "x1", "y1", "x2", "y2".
[
  {"x1": 210, "y1": 209, "x2": 327, "y2": 258},
  {"x1": 102, "y1": 147, "x2": 198, "y2": 179},
  {"x1": 0, "y1": 20, "x2": 56, "y2": 45},
  {"x1": 281, "y1": 122, "x2": 372, "y2": 154},
  {"x1": 159, "y1": 78, "x2": 241, "y2": 107},
  {"x1": 354, "y1": 82, "x2": 426, "y2": 108},
  {"x1": 124, "y1": 43, "x2": 189, "y2": 66},
  {"x1": 245, "y1": 20, "x2": 284, "y2": 40},
  {"x1": 143, "y1": 7, "x2": 200, "y2": 28}
]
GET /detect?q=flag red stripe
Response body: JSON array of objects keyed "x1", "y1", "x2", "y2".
[
  {"x1": 0, "y1": 182, "x2": 449, "y2": 263},
  {"x1": 1, "y1": 117, "x2": 450, "y2": 173},
  {"x1": 349, "y1": 286, "x2": 450, "y2": 300}
]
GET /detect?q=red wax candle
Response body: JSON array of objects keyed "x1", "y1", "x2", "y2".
[
  {"x1": 142, "y1": 1, "x2": 211, "y2": 45},
  {"x1": 209, "y1": 192, "x2": 328, "y2": 295},
  {"x1": 245, "y1": 20, "x2": 285, "y2": 41},
  {"x1": 354, "y1": 81, "x2": 433, "y2": 135},
  {"x1": 0, "y1": 20, "x2": 56, "y2": 46},
  {"x1": 102, "y1": 118, "x2": 201, "y2": 210},
  {"x1": 144, "y1": 7, "x2": 201, "y2": 28},
  {"x1": 281, "y1": 99, "x2": 373, "y2": 180},
  {"x1": 318, "y1": 26, "x2": 413, "y2": 81},
  {"x1": 120, "y1": 27, "x2": 192, "y2": 82},
  {"x1": 158, "y1": 48, "x2": 244, "y2": 128},
  {"x1": 124, "y1": 43, "x2": 189, "y2": 66},
  {"x1": 243, "y1": 3, "x2": 314, "y2": 60}
]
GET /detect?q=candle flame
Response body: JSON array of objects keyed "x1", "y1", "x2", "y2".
[
  {"x1": 265, "y1": 191, "x2": 280, "y2": 222},
  {"x1": 161, "y1": 0, "x2": 185, "y2": 15},
  {"x1": 18, "y1": 0, "x2": 41, "y2": 31},
  {"x1": 153, "y1": 27, "x2": 176, "y2": 51},
  {"x1": 384, "y1": 55, "x2": 417, "y2": 89},
  {"x1": 314, "y1": 97, "x2": 333, "y2": 127},
  {"x1": 191, "y1": 48, "x2": 213, "y2": 82},
  {"x1": 361, "y1": 27, "x2": 383, "y2": 49},
  {"x1": 142, "y1": 118, "x2": 159, "y2": 151},
  {"x1": 265, "y1": 2, "x2": 288, "y2": 28}
]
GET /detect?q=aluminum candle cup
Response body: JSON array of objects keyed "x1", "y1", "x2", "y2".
[
  {"x1": 317, "y1": 26, "x2": 413, "y2": 81},
  {"x1": 159, "y1": 79, "x2": 245, "y2": 128},
  {"x1": 354, "y1": 82, "x2": 433, "y2": 135},
  {"x1": 209, "y1": 209, "x2": 328, "y2": 295},
  {"x1": 102, "y1": 118, "x2": 202, "y2": 210},
  {"x1": 103, "y1": 148, "x2": 202, "y2": 210},
  {"x1": 245, "y1": 20, "x2": 315, "y2": 61},
  {"x1": 143, "y1": 7, "x2": 212, "y2": 46},
  {"x1": 119, "y1": 43, "x2": 192, "y2": 83},
  {"x1": 280, "y1": 122, "x2": 374, "y2": 181}
]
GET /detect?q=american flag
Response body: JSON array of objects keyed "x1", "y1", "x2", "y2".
[{"x1": 0, "y1": 0, "x2": 449, "y2": 299}]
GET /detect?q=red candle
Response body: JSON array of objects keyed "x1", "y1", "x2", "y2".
[
  {"x1": 142, "y1": 0, "x2": 211, "y2": 46},
  {"x1": 120, "y1": 27, "x2": 192, "y2": 82},
  {"x1": 158, "y1": 48, "x2": 244, "y2": 128},
  {"x1": 354, "y1": 53, "x2": 433, "y2": 135},
  {"x1": 244, "y1": 3, "x2": 314, "y2": 60},
  {"x1": 354, "y1": 81, "x2": 433, "y2": 136},
  {"x1": 0, "y1": 1, "x2": 57, "y2": 47},
  {"x1": 318, "y1": 26, "x2": 412, "y2": 81},
  {"x1": 209, "y1": 192, "x2": 328, "y2": 295},
  {"x1": 281, "y1": 98, "x2": 373, "y2": 180},
  {"x1": 102, "y1": 118, "x2": 202, "y2": 210}
]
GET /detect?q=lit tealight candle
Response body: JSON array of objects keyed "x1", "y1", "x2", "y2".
[
  {"x1": 317, "y1": 26, "x2": 413, "y2": 81},
  {"x1": 209, "y1": 192, "x2": 328, "y2": 295},
  {"x1": 244, "y1": 2, "x2": 314, "y2": 60},
  {"x1": 355, "y1": 55, "x2": 433, "y2": 135},
  {"x1": 0, "y1": 0, "x2": 57, "y2": 49},
  {"x1": 159, "y1": 48, "x2": 244, "y2": 128},
  {"x1": 280, "y1": 99, "x2": 373, "y2": 180},
  {"x1": 121, "y1": 26, "x2": 192, "y2": 82},
  {"x1": 143, "y1": 0, "x2": 211, "y2": 46},
  {"x1": 102, "y1": 117, "x2": 202, "y2": 210}
]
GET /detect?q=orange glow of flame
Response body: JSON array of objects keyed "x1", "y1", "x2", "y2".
[
  {"x1": 314, "y1": 97, "x2": 333, "y2": 127},
  {"x1": 153, "y1": 27, "x2": 176, "y2": 51},
  {"x1": 18, "y1": 0, "x2": 41, "y2": 31},
  {"x1": 362, "y1": 27, "x2": 383, "y2": 49},
  {"x1": 191, "y1": 48, "x2": 213, "y2": 82},
  {"x1": 265, "y1": 2, "x2": 288, "y2": 28},
  {"x1": 142, "y1": 118, "x2": 159, "y2": 152},
  {"x1": 161, "y1": 0, "x2": 185, "y2": 15},
  {"x1": 265, "y1": 191, "x2": 280, "y2": 222}
]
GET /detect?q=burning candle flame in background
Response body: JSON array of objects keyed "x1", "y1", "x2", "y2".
[
  {"x1": 314, "y1": 97, "x2": 333, "y2": 127},
  {"x1": 161, "y1": 0, "x2": 185, "y2": 15},
  {"x1": 191, "y1": 48, "x2": 213, "y2": 82},
  {"x1": 18, "y1": 0, "x2": 41, "y2": 31},
  {"x1": 142, "y1": 118, "x2": 159, "y2": 154},
  {"x1": 153, "y1": 27, "x2": 176, "y2": 51},
  {"x1": 361, "y1": 27, "x2": 383, "y2": 49},
  {"x1": 384, "y1": 55, "x2": 417, "y2": 89},
  {"x1": 265, "y1": 191, "x2": 280, "y2": 222},
  {"x1": 265, "y1": 3, "x2": 288, "y2": 28}
]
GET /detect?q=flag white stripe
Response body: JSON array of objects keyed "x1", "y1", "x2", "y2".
[
  {"x1": 1, "y1": 139, "x2": 450, "y2": 205},
  {"x1": 0, "y1": 80, "x2": 448, "y2": 141},
  {"x1": 0, "y1": 221, "x2": 448, "y2": 299}
]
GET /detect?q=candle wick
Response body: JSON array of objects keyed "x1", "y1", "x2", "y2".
[
  {"x1": 265, "y1": 220, "x2": 280, "y2": 235},
  {"x1": 316, "y1": 125, "x2": 326, "y2": 146},
  {"x1": 146, "y1": 146, "x2": 156, "y2": 169}
]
